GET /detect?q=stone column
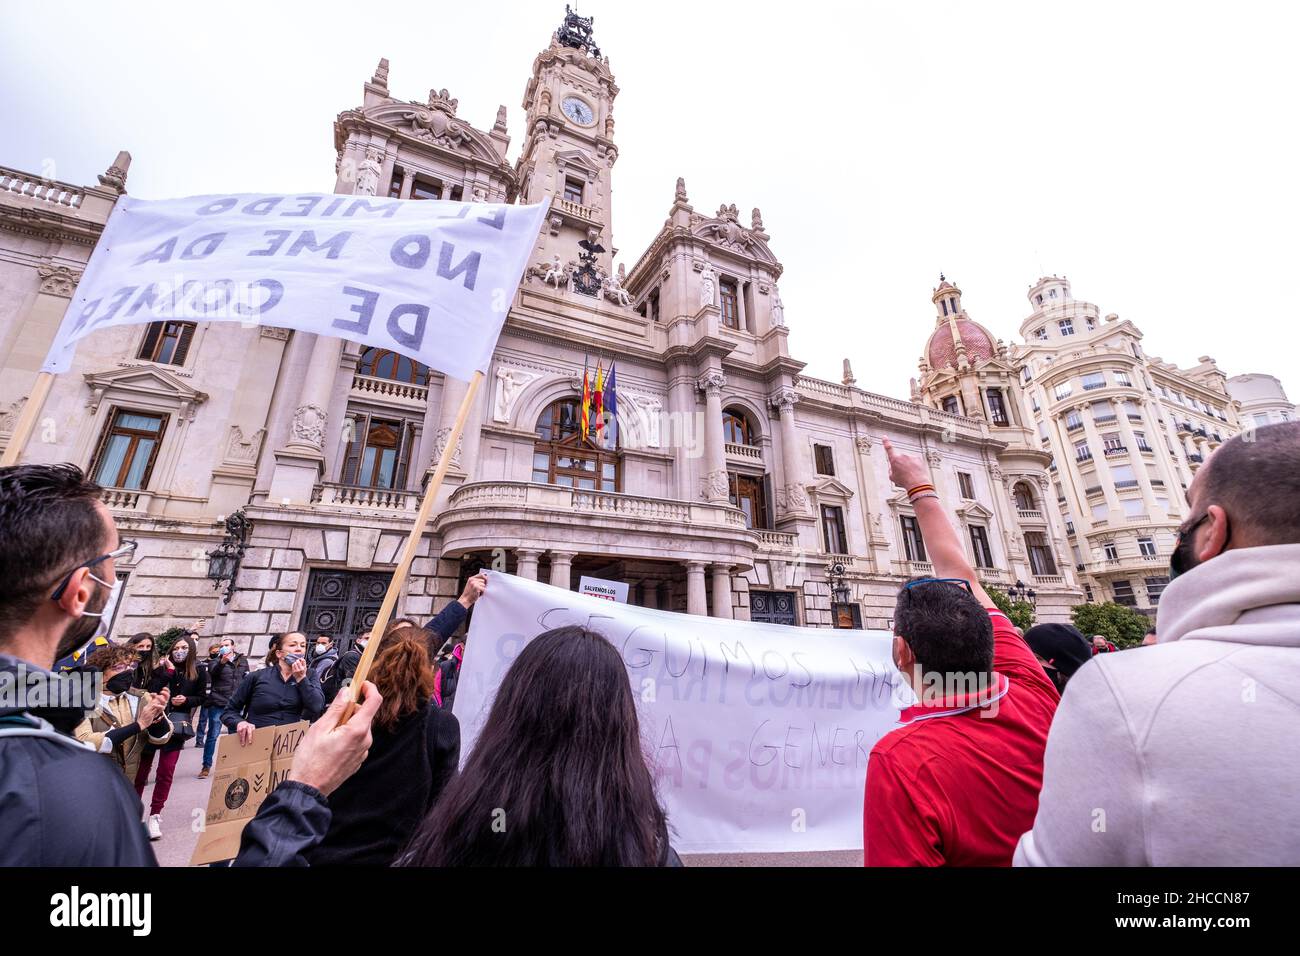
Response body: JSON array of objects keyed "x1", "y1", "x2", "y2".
[
  {"x1": 515, "y1": 549, "x2": 541, "y2": 581},
  {"x1": 710, "y1": 564, "x2": 734, "y2": 619},
  {"x1": 400, "y1": 168, "x2": 416, "y2": 200},
  {"x1": 549, "y1": 550, "x2": 575, "y2": 590},
  {"x1": 427, "y1": 374, "x2": 470, "y2": 477},
  {"x1": 1112, "y1": 397, "x2": 1156, "y2": 507},
  {"x1": 771, "y1": 388, "x2": 809, "y2": 517},
  {"x1": 642, "y1": 580, "x2": 660, "y2": 609},
  {"x1": 685, "y1": 561, "x2": 708, "y2": 616},
  {"x1": 1079, "y1": 404, "x2": 1120, "y2": 513},
  {"x1": 698, "y1": 370, "x2": 729, "y2": 502},
  {"x1": 267, "y1": 334, "x2": 345, "y2": 503}
]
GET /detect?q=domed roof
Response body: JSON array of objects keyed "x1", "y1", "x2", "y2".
[{"x1": 926, "y1": 318, "x2": 996, "y2": 370}]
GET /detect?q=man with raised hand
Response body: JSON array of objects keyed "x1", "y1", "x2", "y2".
[{"x1": 864, "y1": 439, "x2": 1060, "y2": 866}]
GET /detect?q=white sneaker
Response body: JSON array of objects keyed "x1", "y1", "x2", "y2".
[{"x1": 147, "y1": 814, "x2": 162, "y2": 841}]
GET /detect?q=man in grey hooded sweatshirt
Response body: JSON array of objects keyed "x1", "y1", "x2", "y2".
[{"x1": 1016, "y1": 421, "x2": 1300, "y2": 866}]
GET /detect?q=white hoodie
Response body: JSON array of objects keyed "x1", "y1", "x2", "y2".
[{"x1": 1015, "y1": 543, "x2": 1300, "y2": 865}]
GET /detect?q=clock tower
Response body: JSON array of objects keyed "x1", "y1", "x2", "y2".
[{"x1": 515, "y1": 6, "x2": 620, "y2": 278}]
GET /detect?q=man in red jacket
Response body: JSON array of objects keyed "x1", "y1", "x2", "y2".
[{"x1": 864, "y1": 440, "x2": 1060, "y2": 866}]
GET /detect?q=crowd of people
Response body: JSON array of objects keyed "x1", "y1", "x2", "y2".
[{"x1": 0, "y1": 420, "x2": 1296, "y2": 866}]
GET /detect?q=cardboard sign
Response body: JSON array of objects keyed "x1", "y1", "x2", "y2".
[
  {"x1": 578, "y1": 575, "x2": 629, "y2": 603},
  {"x1": 188, "y1": 720, "x2": 309, "y2": 866}
]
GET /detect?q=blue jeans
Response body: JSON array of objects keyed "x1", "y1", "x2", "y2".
[{"x1": 199, "y1": 705, "x2": 225, "y2": 768}]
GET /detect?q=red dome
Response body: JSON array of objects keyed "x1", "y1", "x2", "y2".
[{"x1": 926, "y1": 319, "x2": 995, "y2": 370}]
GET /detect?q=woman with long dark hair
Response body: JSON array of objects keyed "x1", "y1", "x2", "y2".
[
  {"x1": 221, "y1": 632, "x2": 325, "y2": 743},
  {"x1": 123, "y1": 632, "x2": 156, "y2": 688},
  {"x1": 400, "y1": 625, "x2": 679, "y2": 867},
  {"x1": 135, "y1": 634, "x2": 206, "y2": 840},
  {"x1": 305, "y1": 625, "x2": 459, "y2": 866}
]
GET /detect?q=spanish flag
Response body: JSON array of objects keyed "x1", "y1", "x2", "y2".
[
  {"x1": 581, "y1": 361, "x2": 591, "y2": 440},
  {"x1": 592, "y1": 360, "x2": 605, "y2": 437}
]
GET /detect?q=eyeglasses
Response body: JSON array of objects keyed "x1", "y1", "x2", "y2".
[
  {"x1": 50, "y1": 539, "x2": 138, "y2": 602},
  {"x1": 901, "y1": 577, "x2": 973, "y2": 600}
]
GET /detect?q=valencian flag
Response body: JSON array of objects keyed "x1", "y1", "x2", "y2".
[{"x1": 581, "y1": 360, "x2": 592, "y2": 441}]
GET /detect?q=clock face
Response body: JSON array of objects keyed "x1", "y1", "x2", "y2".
[{"x1": 561, "y1": 96, "x2": 595, "y2": 126}]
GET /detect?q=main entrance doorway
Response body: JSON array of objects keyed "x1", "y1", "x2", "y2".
[{"x1": 298, "y1": 569, "x2": 393, "y2": 644}]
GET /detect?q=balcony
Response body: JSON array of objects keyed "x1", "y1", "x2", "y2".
[
  {"x1": 1085, "y1": 485, "x2": 1104, "y2": 496},
  {"x1": 1017, "y1": 509, "x2": 1045, "y2": 520},
  {"x1": 551, "y1": 195, "x2": 601, "y2": 227},
  {"x1": 1177, "y1": 421, "x2": 1193, "y2": 436},
  {"x1": 1066, "y1": 420, "x2": 1084, "y2": 432},
  {"x1": 435, "y1": 480, "x2": 757, "y2": 567},
  {"x1": 0, "y1": 167, "x2": 84, "y2": 209},
  {"x1": 311, "y1": 482, "x2": 419, "y2": 512},
  {"x1": 1104, "y1": 445, "x2": 1127, "y2": 457},
  {"x1": 101, "y1": 487, "x2": 148, "y2": 513},
  {"x1": 724, "y1": 442, "x2": 763, "y2": 463},
  {"x1": 1188, "y1": 453, "x2": 1204, "y2": 463},
  {"x1": 349, "y1": 373, "x2": 429, "y2": 411},
  {"x1": 1076, "y1": 452, "x2": 1094, "y2": 463},
  {"x1": 1034, "y1": 574, "x2": 1066, "y2": 586},
  {"x1": 1114, "y1": 479, "x2": 1140, "y2": 489},
  {"x1": 757, "y1": 530, "x2": 798, "y2": 551},
  {"x1": 1094, "y1": 414, "x2": 1118, "y2": 424}
]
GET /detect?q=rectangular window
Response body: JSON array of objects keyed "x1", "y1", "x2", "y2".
[
  {"x1": 1115, "y1": 370, "x2": 1132, "y2": 387},
  {"x1": 1025, "y1": 531, "x2": 1057, "y2": 575},
  {"x1": 648, "y1": 288, "x2": 660, "y2": 322},
  {"x1": 1065, "y1": 410, "x2": 1083, "y2": 431},
  {"x1": 1059, "y1": 318, "x2": 1075, "y2": 336},
  {"x1": 1103, "y1": 542, "x2": 1119, "y2": 561},
  {"x1": 968, "y1": 525, "x2": 994, "y2": 568},
  {"x1": 1091, "y1": 501, "x2": 1108, "y2": 522},
  {"x1": 1123, "y1": 497, "x2": 1145, "y2": 517},
  {"x1": 1135, "y1": 431, "x2": 1151, "y2": 451},
  {"x1": 986, "y1": 389, "x2": 1010, "y2": 426},
  {"x1": 1035, "y1": 327, "x2": 1048, "y2": 340},
  {"x1": 1092, "y1": 399, "x2": 1116, "y2": 422},
  {"x1": 1082, "y1": 371, "x2": 1106, "y2": 390},
  {"x1": 1031, "y1": 392, "x2": 1040, "y2": 412},
  {"x1": 1145, "y1": 576, "x2": 1169, "y2": 604},
  {"x1": 1054, "y1": 382, "x2": 1073, "y2": 401},
  {"x1": 729, "y1": 473, "x2": 771, "y2": 530},
  {"x1": 942, "y1": 396, "x2": 960, "y2": 415},
  {"x1": 899, "y1": 515, "x2": 926, "y2": 562},
  {"x1": 1113, "y1": 580, "x2": 1137, "y2": 606},
  {"x1": 821, "y1": 505, "x2": 848, "y2": 554},
  {"x1": 92, "y1": 410, "x2": 167, "y2": 490},
  {"x1": 1074, "y1": 439, "x2": 1092, "y2": 462},
  {"x1": 719, "y1": 278, "x2": 740, "y2": 329},
  {"x1": 813, "y1": 444, "x2": 835, "y2": 476},
  {"x1": 1084, "y1": 584, "x2": 1095, "y2": 602},
  {"x1": 1102, "y1": 433, "x2": 1125, "y2": 453},
  {"x1": 388, "y1": 169, "x2": 403, "y2": 198},
  {"x1": 957, "y1": 471, "x2": 975, "y2": 499},
  {"x1": 342, "y1": 414, "x2": 416, "y2": 490},
  {"x1": 563, "y1": 177, "x2": 584, "y2": 204},
  {"x1": 138, "y1": 321, "x2": 196, "y2": 366},
  {"x1": 410, "y1": 179, "x2": 441, "y2": 201},
  {"x1": 1138, "y1": 536, "x2": 1157, "y2": 556}
]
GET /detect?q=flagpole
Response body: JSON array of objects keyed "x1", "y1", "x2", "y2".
[
  {"x1": 0, "y1": 371, "x2": 56, "y2": 467},
  {"x1": 341, "y1": 368, "x2": 484, "y2": 722}
]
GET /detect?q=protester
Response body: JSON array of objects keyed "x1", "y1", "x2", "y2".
[
  {"x1": 862, "y1": 439, "x2": 1060, "y2": 866},
  {"x1": 433, "y1": 638, "x2": 465, "y2": 711},
  {"x1": 201, "y1": 636, "x2": 249, "y2": 777},
  {"x1": 305, "y1": 625, "x2": 460, "y2": 866},
  {"x1": 194, "y1": 640, "x2": 222, "y2": 754},
  {"x1": 310, "y1": 634, "x2": 340, "y2": 702},
  {"x1": 0, "y1": 462, "x2": 382, "y2": 866},
  {"x1": 124, "y1": 632, "x2": 157, "y2": 687},
  {"x1": 135, "y1": 634, "x2": 208, "y2": 840},
  {"x1": 1017, "y1": 422, "x2": 1300, "y2": 865},
  {"x1": 1140, "y1": 627, "x2": 1158, "y2": 647},
  {"x1": 401, "y1": 624, "x2": 679, "y2": 866},
  {"x1": 1023, "y1": 623, "x2": 1093, "y2": 694},
  {"x1": 1089, "y1": 634, "x2": 1117, "y2": 654},
  {"x1": 223, "y1": 632, "x2": 325, "y2": 740},
  {"x1": 75, "y1": 643, "x2": 174, "y2": 783}
]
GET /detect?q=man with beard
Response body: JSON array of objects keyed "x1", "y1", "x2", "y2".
[
  {"x1": 1016, "y1": 422, "x2": 1300, "y2": 865},
  {"x1": 0, "y1": 463, "x2": 383, "y2": 866}
]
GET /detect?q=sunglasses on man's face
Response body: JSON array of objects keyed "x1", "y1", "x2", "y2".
[
  {"x1": 50, "y1": 539, "x2": 138, "y2": 602},
  {"x1": 901, "y1": 577, "x2": 973, "y2": 601}
]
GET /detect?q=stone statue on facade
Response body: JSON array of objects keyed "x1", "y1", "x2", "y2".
[
  {"x1": 494, "y1": 367, "x2": 537, "y2": 423},
  {"x1": 603, "y1": 264, "x2": 631, "y2": 307},
  {"x1": 770, "y1": 286, "x2": 785, "y2": 327},
  {"x1": 354, "y1": 148, "x2": 383, "y2": 197},
  {"x1": 699, "y1": 264, "x2": 717, "y2": 308},
  {"x1": 291, "y1": 403, "x2": 327, "y2": 449},
  {"x1": 701, "y1": 469, "x2": 729, "y2": 501},
  {"x1": 542, "y1": 254, "x2": 567, "y2": 289}
]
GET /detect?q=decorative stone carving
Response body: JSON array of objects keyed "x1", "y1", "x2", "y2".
[
  {"x1": 704, "y1": 204, "x2": 756, "y2": 251},
  {"x1": 37, "y1": 263, "x2": 82, "y2": 298},
  {"x1": 291, "y1": 403, "x2": 327, "y2": 449},
  {"x1": 697, "y1": 370, "x2": 727, "y2": 394},
  {"x1": 674, "y1": 176, "x2": 688, "y2": 204},
  {"x1": 990, "y1": 465, "x2": 1005, "y2": 484},
  {"x1": 434, "y1": 426, "x2": 463, "y2": 468},
  {"x1": 403, "y1": 102, "x2": 469, "y2": 150},
  {"x1": 354, "y1": 147, "x2": 383, "y2": 197},
  {"x1": 776, "y1": 482, "x2": 809, "y2": 511},
  {"x1": 493, "y1": 367, "x2": 539, "y2": 423},
  {"x1": 700, "y1": 469, "x2": 729, "y2": 501},
  {"x1": 769, "y1": 388, "x2": 800, "y2": 413},
  {"x1": 842, "y1": 358, "x2": 856, "y2": 386},
  {"x1": 770, "y1": 285, "x2": 785, "y2": 327},
  {"x1": 751, "y1": 207, "x2": 765, "y2": 231},
  {"x1": 471, "y1": 184, "x2": 488, "y2": 203},
  {"x1": 926, "y1": 450, "x2": 943, "y2": 468},
  {"x1": 532, "y1": 254, "x2": 566, "y2": 289},
  {"x1": 259, "y1": 326, "x2": 291, "y2": 341},
  {"x1": 0, "y1": 397, "x2": 26, "y2": 435},
  {"x1": 224, "y1": 425, "x2": 266, "y2": 465},
  {"x1": 699, "y1": 264, "x2": 717, "y2": 307},
  {"x1": 629, "y1": 394, "x2": 663, "y2": 448},
  {"x1": 855, "y1": 436, "x2": 873, "y2": 454},
  {"x1": 603, "y1": 263, "x2": 631, "y2": 307}
]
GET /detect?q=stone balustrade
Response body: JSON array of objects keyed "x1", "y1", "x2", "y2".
[
  {"x1": 0, "y1": 167, "x2": 84, "y2": 209},
  {"x1": 349, "y1": 373, "x2": 429, "y2": 407},
  {"x1": 724, "y1": 441, "x2": 762, "y2": 461},
  {"x1": 311, "y1": 482, "x2": 419, "y2": 511}
]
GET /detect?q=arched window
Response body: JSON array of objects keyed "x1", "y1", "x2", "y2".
[
  {"x1": 358, "y1": 347, "x2": 430, "y2": 386},
  {"x1": 531, "y1": 398, "x2": 619, "y2": 491},
  {"x1": 1013, "y1": 482, "x2": 1037, "y2": 511},
  {"x1": 722, "y1": 407, "x2": 755, "y2": 446}
]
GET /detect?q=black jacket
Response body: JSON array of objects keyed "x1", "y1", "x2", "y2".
[
  {"x1": 338, "y1": 601, "x2": 468, "y2": 686},
  {"x1": 221, "y1": 665, "x2": 325, "y2": 731},
  {"x1": 305, "y1": 702, "x2": 460, "y2": 866},
  {"x1": 207, "y1": 652, "x2": 249, "y2": 708},
  {"x1": 146, "y1": 662, "x2": 209, "y2": 752}
]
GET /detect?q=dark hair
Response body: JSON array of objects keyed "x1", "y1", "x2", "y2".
[
  {"x1": 400, "y1": 625, "x2": 670, "y2": 867},
  {"x1": 0, "y1": 464, "x2": 108, "y2": 644},
  {"x1": 169, "y1": 634, "x2": 199, "y2": 683},
  {"x1": 1200, "y1": 422, "x2": 1300, "y2": 544},
  {"x1": 893, "y1": 577, "x2": 994, "y2": 678},
  {"x1": 370, "y1": 625, "x2": 435, "y2": 731},
  {"x1": 124, "y1": 632, "x2": 157, "y2": 678},
  {"x1": 264, "y1": 632, "x2": 306, "y2": 667},
  {"x1": 86, "y1": 643, "x2": 139, "y2": 674}
]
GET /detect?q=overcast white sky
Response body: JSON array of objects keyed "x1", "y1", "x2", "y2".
[{"x1": 4, "y1": 1, "x2": 1297, "y2": 400}]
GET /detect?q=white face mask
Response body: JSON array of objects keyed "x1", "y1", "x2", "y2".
[
  {"x1": 173, "y1": 647, "x2": 188, "y2": 661},
  {"x1": 77, "y1": 571, "x2": 121, "y2": 623},
  {"x1": 316, "y1": 644, "x2": 330, "y2": 654}
]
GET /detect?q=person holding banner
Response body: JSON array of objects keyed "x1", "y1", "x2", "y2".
[
  {"x1": 222, "y1": 632, "x2": 326, "y2": 742},
  {"x1": 863, "y1": 439, "x2": 1060, "y2": 867},
  {"x1": 399, "y1": 624, "x2": 680, "y2": 867}
]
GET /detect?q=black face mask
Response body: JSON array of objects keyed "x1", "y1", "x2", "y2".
[
  {"x1": 1170, "y1": 511, "x2": 1228, "y2": 580},
  {"x1": 105, "y1": 672, "x2": 133, "y2": 695},
  {"x1": 136, "y1": 650, "x2": 150, "y2": 661}
]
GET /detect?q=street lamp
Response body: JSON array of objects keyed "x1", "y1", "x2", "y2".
[
  {"x1": 1007, "y1": 578, "x2": 1037, "y2": 607},
  {"x1": 827, "y1": 561, "x2": 851, "y2": 606},
  {"x1": 207, "y1": 510, "x2": 250, "y2": 603}
]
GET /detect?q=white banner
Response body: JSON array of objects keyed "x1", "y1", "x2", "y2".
[
  {"x1": 457, "y1": 571, "x2": 909, "y2": 854},
  {"x1": 42, "y1": 193, "x2": 550, "y2": 380}
]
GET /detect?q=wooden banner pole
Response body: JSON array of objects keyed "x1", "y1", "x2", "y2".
[
  {"x1": 0, "y1": 371, "x2": 56, "y2": 467},
  {"x1": 341, "y1": 368, "x2": 484, "y2": 722}
]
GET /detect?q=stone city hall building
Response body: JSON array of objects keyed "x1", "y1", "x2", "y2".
[{"x1": 1, "y1": 13, "x2": 1291, "y2": 652}]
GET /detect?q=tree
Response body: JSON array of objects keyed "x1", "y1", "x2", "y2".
[
  {"x1": 1070, "y1": 602, "x2": 1151, "y2": 649},
  {"x1": 155, "y1": 626, "x2": 189, "y2": 656},
  {"x1": 983, "y1": 583, "x2": 1036, "y2": 632}
]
